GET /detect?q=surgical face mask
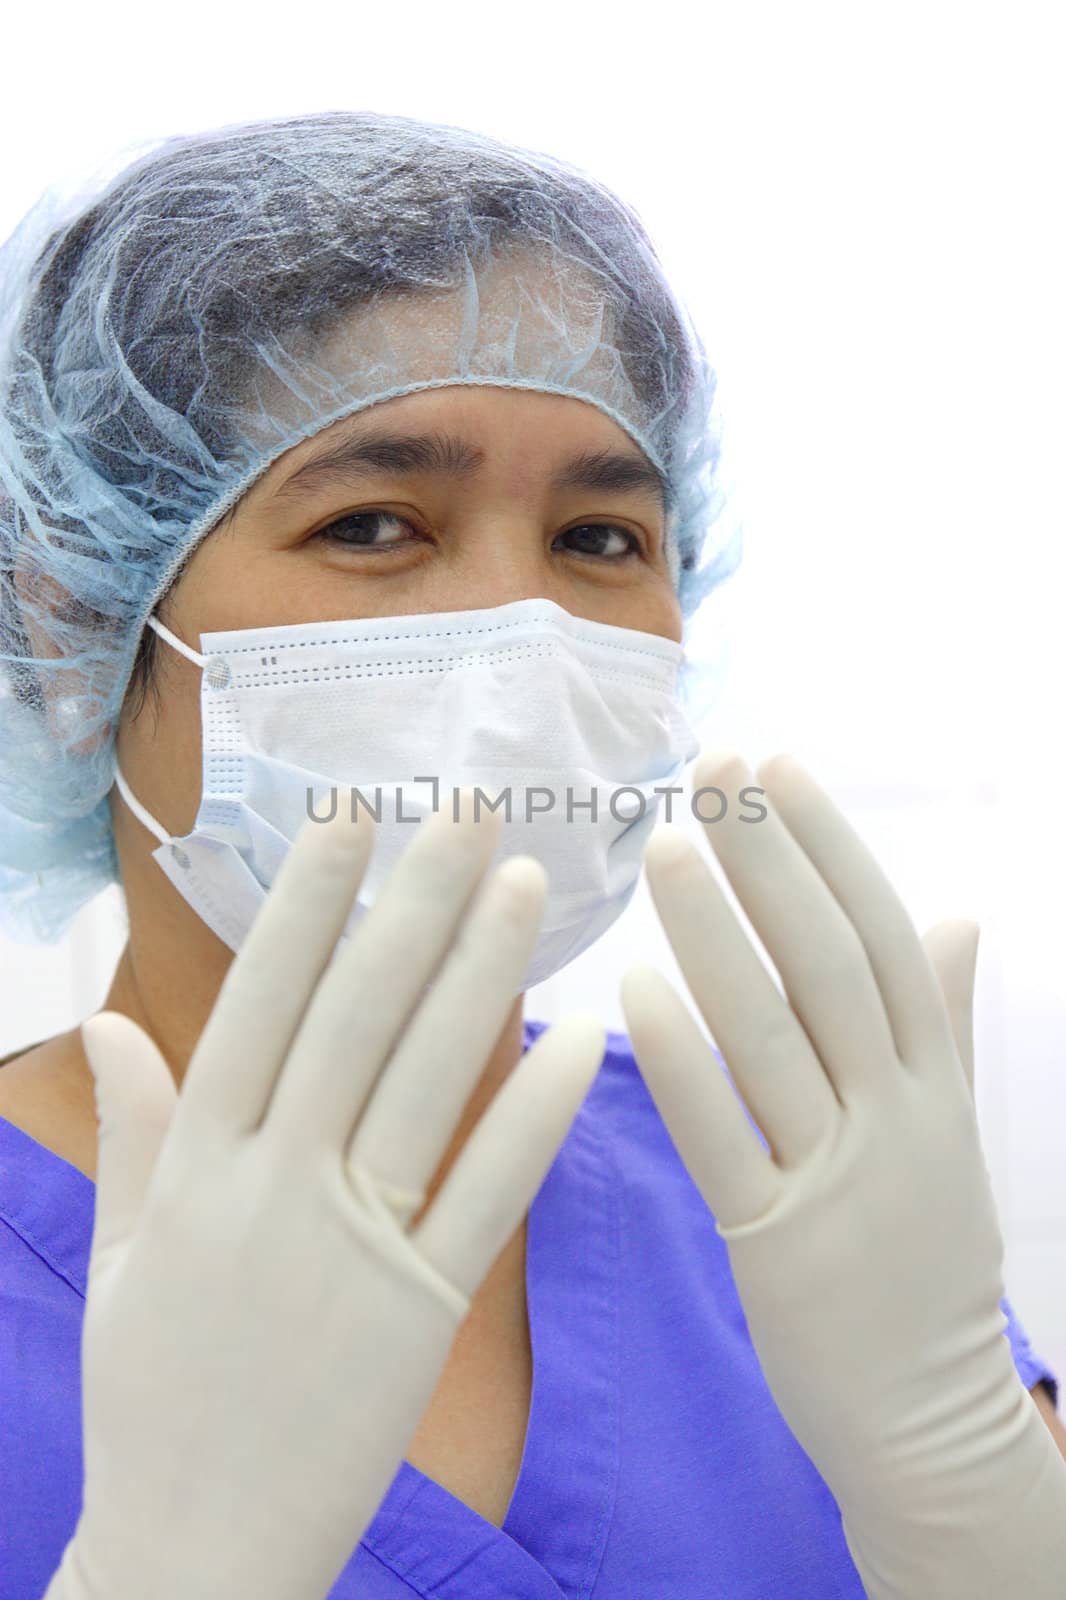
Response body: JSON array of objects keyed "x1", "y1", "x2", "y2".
[{"x1": 113, "y1": 598, "x2": 699, "y2": 990}]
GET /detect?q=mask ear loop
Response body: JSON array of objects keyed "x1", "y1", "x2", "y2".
[
  {"x1": 113, "y1": 764, "x2": 172, "y2": 846},
  {"x1": 113, "y1": 614, "x2": 208, "y2": 845},
  {"x1": 147, "y1": 613, "x2": 208, "y2": 668}
]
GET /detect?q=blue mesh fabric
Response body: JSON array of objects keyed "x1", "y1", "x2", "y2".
[{"x1": 0, "y1": 108, "x2": 742, "y2": 942}]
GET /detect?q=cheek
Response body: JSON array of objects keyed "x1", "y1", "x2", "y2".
[
  {"x1": 115, "y1": 652, "x2": 207, "y2": 836},
  {"x1": 163, "y1": 518, "x2": 285, "y2": 636},
  {"x1": 631, "y1": 578, "x2": 684, "y2": 644}
]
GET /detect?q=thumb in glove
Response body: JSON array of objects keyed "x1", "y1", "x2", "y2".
[
  {"x1": 80, "y1": 1012, "x2": 179, "y2": 1282},
  {"x1": 921, "y1": 916, "x2": 980, "y2": 1099}
]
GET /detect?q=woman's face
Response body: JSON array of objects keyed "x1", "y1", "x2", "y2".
[{"x1": 115, "y1": 384, "x2": 682, "y2": 839}]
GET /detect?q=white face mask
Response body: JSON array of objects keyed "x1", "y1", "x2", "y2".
[{"x1": 114, "y1": 598, "x2": 698, "y2": 990}]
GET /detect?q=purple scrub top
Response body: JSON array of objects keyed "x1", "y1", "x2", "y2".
[{"x1": 1, "y1": 1019, "x2": 1058, "y2": 1599}]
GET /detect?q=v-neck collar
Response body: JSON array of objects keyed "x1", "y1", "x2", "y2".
[
  {"x1": 0, "y1": 1016, "x2": 622, "y2": 1599},
  {"x1": 357, "y1": 1017, "x2": 621, "y2": 1597}
]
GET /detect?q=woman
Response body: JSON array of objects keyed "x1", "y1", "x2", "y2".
[{"x1": 0, "y1": 110, "x2": 1063, "y2": 1599}]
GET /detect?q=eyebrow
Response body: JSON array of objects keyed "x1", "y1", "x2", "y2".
[{"x1": 261, "y1": 426, "x2": 668, "y2": 510}]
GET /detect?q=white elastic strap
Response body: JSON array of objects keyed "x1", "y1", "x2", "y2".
[
  {"x1": 113, "y1": 762, "x2": 173, "y2": 847},
  {"x1": 147, "y1": 614, "x2": 208, "y2": 668}
]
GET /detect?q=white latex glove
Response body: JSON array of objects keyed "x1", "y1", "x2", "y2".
[
  {"x1": 621, "y1": 751, "x2": 1066, "y2": 1600},
  {"x1": 920, "y1": 917, "x2": 979, "y2": 1096},
  {"x1": 44, "y1": 795, "x2": 605, "y2": 1600}
]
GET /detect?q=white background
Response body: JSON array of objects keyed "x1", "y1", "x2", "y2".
[{"x1": 2, "y1": 3, "x2": 1063, "y2": 1382}]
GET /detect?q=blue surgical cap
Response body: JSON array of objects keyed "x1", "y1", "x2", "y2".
[{"x1": 0, "y1": 108, "x2": 742, "y2": 943}]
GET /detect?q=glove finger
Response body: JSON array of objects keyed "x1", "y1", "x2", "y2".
[
  {"x1": 81, "y1": 1012, "x2": 179, "y2": 1269},
  {"x1": 620, "y1": 964, "x2": 782, "y2": 1229},
  {"x1": 346, "y1": 855, "x2": 548, "y2": 1226},
  {"x1": 753, "y1": 752, "x2": 958, "y2": 1072},
  {"x1": 262, "y1": 790, "x2": 502, "y2": 1153},
  {"x1": 688, "y1": 750, "x2": 899, "y2": 1103},
  {"x1": 411, "y1": 1013, "x2": 605, "y2": 1298},
  {"x1": 921, "y1": 918, "x2": 980, "y2": 1099},
  {"x1": 642, "y1": 824, "x2": 837, "y2": 1168},
  {"x1": 174, "y1": 807, "x2": 376, "y2": 1140}
]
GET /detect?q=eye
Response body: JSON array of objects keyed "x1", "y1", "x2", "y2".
[
  {"x1": 310, "y1": 512, "x2": 642, "y2": 561},
  {"x1": 313, "y1": 510, "x2": 421, "y2": 550},
  {"x1": 554, "y1": 524, "x2": 641, "y2": 561}
]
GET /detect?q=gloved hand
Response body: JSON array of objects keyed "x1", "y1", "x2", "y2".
[
  {"x1": 621, "y1": 751, "x2": 1066, "y2": 1600},
  {"x1": 44, "y1": 795, "x2": 605, "y2": 1600},
  {"x1": 920, "y1": 916, "x2": 980, "y2": 1096}
]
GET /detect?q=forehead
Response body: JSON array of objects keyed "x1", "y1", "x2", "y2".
[
  {"x1": 272, "y1": 381, "x2": 641, "y2": 471},
  {"x1": 249, "y1": 384, "x2": 668, "y2": 518}
]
